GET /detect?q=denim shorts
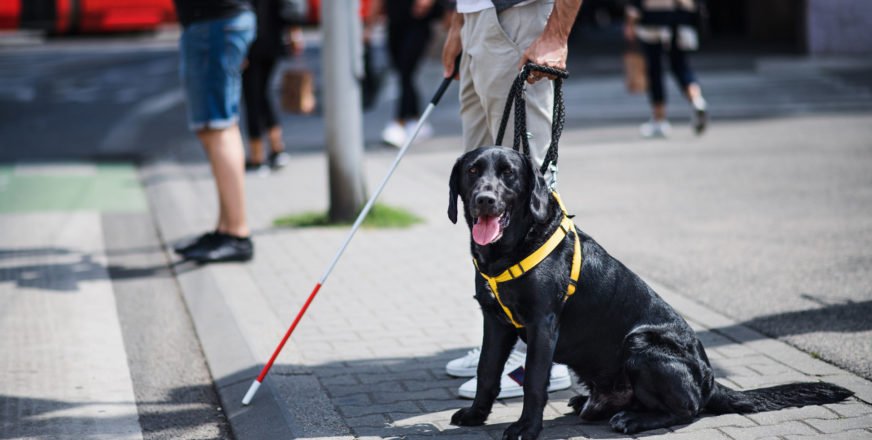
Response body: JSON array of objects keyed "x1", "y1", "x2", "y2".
[{"x1": 179, "y1": 10, "x2": 256, "y2": 131}]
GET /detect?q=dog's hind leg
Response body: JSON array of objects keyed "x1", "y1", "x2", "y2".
[{"x1": 615, "y1": 328, "x2": 714, "y2": 433}]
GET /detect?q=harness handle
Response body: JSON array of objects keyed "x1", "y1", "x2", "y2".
[{"x1": 495, "y1": 62, "x2": 569, "y2": 177}]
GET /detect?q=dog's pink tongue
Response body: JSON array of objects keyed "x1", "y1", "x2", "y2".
[{"x1": 472, "y1": 216, "x2": 502, "y2": 246}]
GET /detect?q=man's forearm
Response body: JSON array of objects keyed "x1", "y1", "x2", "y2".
[{"x1": 541, "y1": 0, "x2": 583, "y2": 42}]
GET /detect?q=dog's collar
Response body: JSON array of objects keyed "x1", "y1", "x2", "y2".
[{"x1": 473, "y1": 192, "x2": 582, "y2": 328}]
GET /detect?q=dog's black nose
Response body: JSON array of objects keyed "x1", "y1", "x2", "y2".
[{"x1": 475, "y1": 192, "x2": 497, "y2": 208}]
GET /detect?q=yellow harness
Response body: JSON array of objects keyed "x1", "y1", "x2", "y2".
[{"x1": 473, "y1": 192, "x2": 582, "y2": 328}]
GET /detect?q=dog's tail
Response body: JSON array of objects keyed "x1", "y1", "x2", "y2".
[{"x1": 705, "y1": 382, "x2": 853, "y2": 414}]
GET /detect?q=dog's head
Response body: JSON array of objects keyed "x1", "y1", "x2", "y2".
[{"x1": 448, "y1": 146, "x2": 550, "y2": 247}]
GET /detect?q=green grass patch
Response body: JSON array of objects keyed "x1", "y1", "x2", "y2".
[{"x1": 274, "y1": 203, "x2": 424, "y2": 229}]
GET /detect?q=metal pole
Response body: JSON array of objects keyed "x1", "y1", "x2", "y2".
[{"x1": 322, "y1": 0, "x2": 367, "y2": 221}]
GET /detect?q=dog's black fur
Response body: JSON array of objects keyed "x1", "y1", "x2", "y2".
[{"x1": 447, "y1": 147, "x2": 853, "y2": 439}]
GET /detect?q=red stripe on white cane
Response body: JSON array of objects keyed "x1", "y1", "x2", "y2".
[{"x1": 241, "y1": 283, "x2": 322, "y2": 405}]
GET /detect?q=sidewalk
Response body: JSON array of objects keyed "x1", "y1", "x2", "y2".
[{"x1": 143, "y1": 114, "x2": 872, "y2": 439}]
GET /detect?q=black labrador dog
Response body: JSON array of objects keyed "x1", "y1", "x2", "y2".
[{"x1": 447, "y1": 146, "x2": 852, "y2": 439}]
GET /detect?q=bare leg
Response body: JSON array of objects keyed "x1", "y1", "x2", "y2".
[
  {"x1": 685, "y1": 82, "x2": 707, "y2": 134},
  {"x1": 267, "y1": 125, "x2": 284, "y2": 154},
  {"x1": 248, "y1": 137, "x2": 266, "y2": 164},
  {"x1": 196, "y1": 125, "x2": 250, "y2": 238},
  {"x1": 685, "y1": 82, "x2": 703, "y2": 104},
  {"x1": 652, "y1": 102, "x2": 666, "y2": 121}
]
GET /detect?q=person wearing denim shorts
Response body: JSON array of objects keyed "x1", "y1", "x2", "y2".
[{"x1": 172, "y1": 0, "x2": 258, "y2": 263}]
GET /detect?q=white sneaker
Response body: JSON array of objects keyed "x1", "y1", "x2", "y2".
[
  {"x1": 457, "y1": 359, "x2": 572, "y2": 399},
  {"x1": 268, "y1": 151, "x2": 291, "y2": 170},
  {"x1": 446, "y1": 348, "x2": 481, "y2": 377},
  {"x1": 640, "y1": 119, "x2": 671, "y2": 138},
  {"x1": 405, "y1": 119, "x2": 433, "y2": 143},
  {"x1": 381, "y1": 121, "x2": 407, "y2": 147}
]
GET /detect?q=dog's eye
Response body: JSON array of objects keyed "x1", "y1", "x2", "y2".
[
  {"x1": 469, "y1": 167, "x2": 477, "y2": 174},
  {"x1": 503, "y1": 169, "x2": 512, "y2": 175}
]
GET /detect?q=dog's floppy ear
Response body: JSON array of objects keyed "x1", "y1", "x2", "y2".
[
  {"x1": 527, "y1": 157, "x2": 550, "y2": 223},
  {"x1": 448, "y1": 157, "x2": 462, "y2": 224}
]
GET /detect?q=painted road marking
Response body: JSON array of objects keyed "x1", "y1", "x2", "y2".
[{"x1": 0, "y1": 162, "x2": 147, "y2": 213}]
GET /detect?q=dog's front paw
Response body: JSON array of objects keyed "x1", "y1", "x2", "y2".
[
  {"x1": 609, "y1": 410, "x2": 642, "y2": 434},
  {"x1": 502, "y1": 419, "x2": 543, "y2": 440},
  {"x1": 451, "y1": 407, "x2": 488, "y2": 426}
]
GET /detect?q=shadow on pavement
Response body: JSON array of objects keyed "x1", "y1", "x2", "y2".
[
  {"x1": 0, "y1": 385, "x2": 228, "y2": 440},
  {"x1": 698, "y1": 299, "x2": 872, "y2": 348},
  {"x1": 0, "y1": 246, "x2": 185, "y2": 291}
]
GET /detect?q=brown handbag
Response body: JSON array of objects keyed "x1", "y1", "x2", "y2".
[
  {"x1": 280, "y1": 69, "x2": 316, "y2": 114},
  {"x1": 623, "y1": 46, "x2": 648, "y2": 94}
]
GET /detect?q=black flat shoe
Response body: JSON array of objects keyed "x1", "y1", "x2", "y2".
[
  {"x1": 173, "y1": 230, "x2": 218, "y2": 255},
  {"x1": 184, "y1": 233, "x2": 253, "y2": 263}
]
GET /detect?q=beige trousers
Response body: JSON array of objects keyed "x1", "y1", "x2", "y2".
[{"x1": 459, "y1": 0, "x2": 555, "y2": 168}]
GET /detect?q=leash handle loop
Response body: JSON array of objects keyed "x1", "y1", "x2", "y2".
[{"x1": 495, "y1": 62, "x2": 568, "y2": 176}]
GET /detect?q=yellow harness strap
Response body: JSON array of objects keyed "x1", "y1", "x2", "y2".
[{"x1": 474, "y1": 192, "x2": 582, "y2": 328}]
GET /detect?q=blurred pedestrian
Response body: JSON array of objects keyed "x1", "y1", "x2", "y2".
[
  {"x1": 624, "y1": 0, "x2": 708, "y2": 138},
  {"x1": 440, "y1": 0, "x2": 583, "y2": 400},
  {"x1": 242, "y1": 0, "x2": 299, "y2": 176},
  {"x1": 171, "y1": 0, "x2": 256, "y2": 263},
  {"x1": 372, "y1": 0, "x2": 444, "y2": 148}
]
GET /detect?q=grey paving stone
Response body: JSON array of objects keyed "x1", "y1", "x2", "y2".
[
  {"x1": 645, "y1": 428, "x2": 735, "y2": 440},
  {"x1": 712, "y1": 344, "x2": 763, "y2": 360},
  {"x1": 826, "y1": 401, "x2": 872, "y2": 418},
  {"x1": 728, "y1": 372, "x2": 813, "y2": 389},
  {"x1": 746, "y1": 405, "x2": 838, "y2": 425},
  {"x1": 418, "y1": 399, "x2": 469, "y2": 413},
  {"x1": 358, "y1": 370, "x2": 435, "y2": 384},
  {"x1": 332, "y1": 393, "x2": 372, "y2": 406},
  {"x1": 807, "y1": 415, "x2": 872, "y2": 434},
  {"x1": 340, "y1": 401, "x2": 423, "y2": 419},
  {"x1": 323, "y1": 381, "x2": 405, "y2": 398},
  {"x1": 785, "y1": 430, "x2": 872, "y2": 440},
  {"x1": 721, "y1": 420, "x2": 819, "y2": 440},
  {"x1": 372, "y1": 388, "x2": 452, "y2": 404},
  {"x1": 319, "y1": 374, "x2": 360, "y2": 387},
  {"x1": 345, "y1": 414, "x2": 388, "y2": 428},
  {"x1": 671, "y1": 414, "x2": 758, "y2": 432},
  {"x1": 402, "y1": 377, "x2": 465, "y2": 392}
]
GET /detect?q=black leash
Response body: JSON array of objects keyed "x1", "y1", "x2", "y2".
[{"x1": 495, "y1": 62, "x2": 569, "y2": 176}]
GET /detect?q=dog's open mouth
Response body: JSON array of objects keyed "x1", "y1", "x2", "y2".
[{"x1": 472, "y1": 212, "x2": 509, "y2": 246}]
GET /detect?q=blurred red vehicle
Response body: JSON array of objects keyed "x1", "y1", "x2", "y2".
[
  {"x1": 0, "y1": 0, "x2": 369, "y2": 34},
  {"x1": 0, "y1": 0, "x2": 177, "y2": 33}
]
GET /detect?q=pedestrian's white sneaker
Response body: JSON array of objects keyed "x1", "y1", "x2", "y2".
[
  {"x1": 381, "y1": 121, "x2": 407, "y2": 147},
  {"x1": 457, "y1": 356, "x2": 572, "y2": 399},
  {"x1": 640, "y1": 118, "x2": 671, "y2": 138},
  {"x1": 446, "y1": 348, "x2": 481, "y2": 378},
  {"x1": 405, "y1": 119, "x2": 433, "y2": 143}
]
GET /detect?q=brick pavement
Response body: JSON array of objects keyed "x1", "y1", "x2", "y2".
[{"x1": 144, "y1": 119, "x2": 872, "y2": 439}]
